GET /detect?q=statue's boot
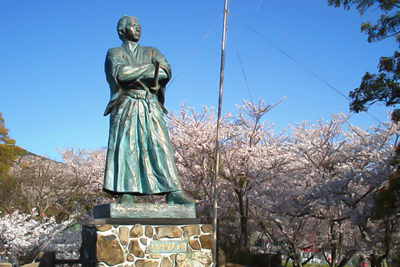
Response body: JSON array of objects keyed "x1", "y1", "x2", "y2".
[
  {"x1": 117, "y1": 194, "x2": 135, "y2": 204},
  {"x1": 166, "y1": 190, "x2": 198, "y2": 204}
]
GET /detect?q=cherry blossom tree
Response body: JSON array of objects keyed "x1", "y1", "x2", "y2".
[
  {"x1": 11, "y1": 155, "x2": 86, "y2": 219},
  {"x1": 361, "y1": 144, "x2": 400, "y2": 267},
  {"x1": 167, "y1": 98, "x2": 284, "y2": 254},
  {"x1": 252, "y1": 113, "x2": 397, "y2": 267},
  {"x1": 167, "y1": 104, "x2": 220, "y2": 222},
  {"x1": 0, "y1": 209, "x2": 77, "y2": 266},
  {"x1": 59, "y1": 146, "x2": 110, "y2": 206}
]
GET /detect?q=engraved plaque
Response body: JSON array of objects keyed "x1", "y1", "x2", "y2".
[{"x1": 149, "y1": 240, "x2": 188, "y2": 253}]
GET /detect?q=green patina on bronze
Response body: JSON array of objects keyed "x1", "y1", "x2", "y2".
[{"x1": 103, "y1": 16, "x2": 195, "y2": 204}]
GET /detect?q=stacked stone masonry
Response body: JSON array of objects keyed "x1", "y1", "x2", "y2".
[{"x1": 94, "y1": 224, "x2": 213, "y2": 267}]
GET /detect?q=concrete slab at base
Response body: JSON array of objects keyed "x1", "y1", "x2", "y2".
[
  {"x1": 93, "y1": 203, "x2": 196, "y2": 219},
  {"x1": 90, "y1": 217, "x2": 201, "y2": 225}
]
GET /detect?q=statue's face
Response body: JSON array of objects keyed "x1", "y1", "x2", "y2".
[{"x1": 124, "y1": 17, "x2": 141, "y2": 42}]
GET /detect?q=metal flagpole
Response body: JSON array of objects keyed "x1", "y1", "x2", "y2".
[{"x1": 212, "y1": 0, "x2": 229, "y2": 265}]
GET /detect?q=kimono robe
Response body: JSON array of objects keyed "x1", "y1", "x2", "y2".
[{"x1": 103, "y1": 42, "x2": 182, "y2": 194}]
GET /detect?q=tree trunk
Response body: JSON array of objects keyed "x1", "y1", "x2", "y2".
[{"x1": 236, "y1": 189, "x2": 249, "y2": 252}]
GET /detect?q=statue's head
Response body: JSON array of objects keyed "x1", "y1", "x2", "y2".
[{"x1": 117, "y1": 15, "x2": 141, "y2": 42}]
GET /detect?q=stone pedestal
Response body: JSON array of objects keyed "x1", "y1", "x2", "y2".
[{"x1": 81, "y1": 222, "x2": 214, "y2": 267}]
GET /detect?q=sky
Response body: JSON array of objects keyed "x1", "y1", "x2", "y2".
[{"x1": 0, "y1": 0, "x2": 397, "y2": 161}]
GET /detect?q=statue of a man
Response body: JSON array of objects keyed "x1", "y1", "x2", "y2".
[{"x1": 103, "y1": 15, "x2": 194, "y2": 204}]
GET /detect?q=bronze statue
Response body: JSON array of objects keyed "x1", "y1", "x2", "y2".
[{"x1": 103, "y1": 15, "x2": 195, "y2": 204}]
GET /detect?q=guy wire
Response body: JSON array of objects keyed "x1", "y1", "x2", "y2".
[
  {"x1": 231, "y1": 13, "x2": 385, "y2": 125},
  {"x1": 168, "y1": 13, "x2": 223, "y2": 88}
]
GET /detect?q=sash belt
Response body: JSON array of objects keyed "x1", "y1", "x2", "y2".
[{"x1": 123, "y1": 89, "x2": 156, "y2": 112}]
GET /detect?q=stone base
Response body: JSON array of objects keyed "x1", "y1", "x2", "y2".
[
  {"x1": 81, "y1": 223, "x2": 214, "y2": 267},
  {"x1": 93, "y1": 203, "x2": 196, "y2": 219}
]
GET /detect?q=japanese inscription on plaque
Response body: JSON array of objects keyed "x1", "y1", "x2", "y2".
[{"x1": 149, "y1": 240, "x2": 188, "y2": 253}]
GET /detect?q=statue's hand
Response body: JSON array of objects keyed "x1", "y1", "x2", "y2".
[{"x1": 158, "y1": 68, "x2": 168, "y2": 80}]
